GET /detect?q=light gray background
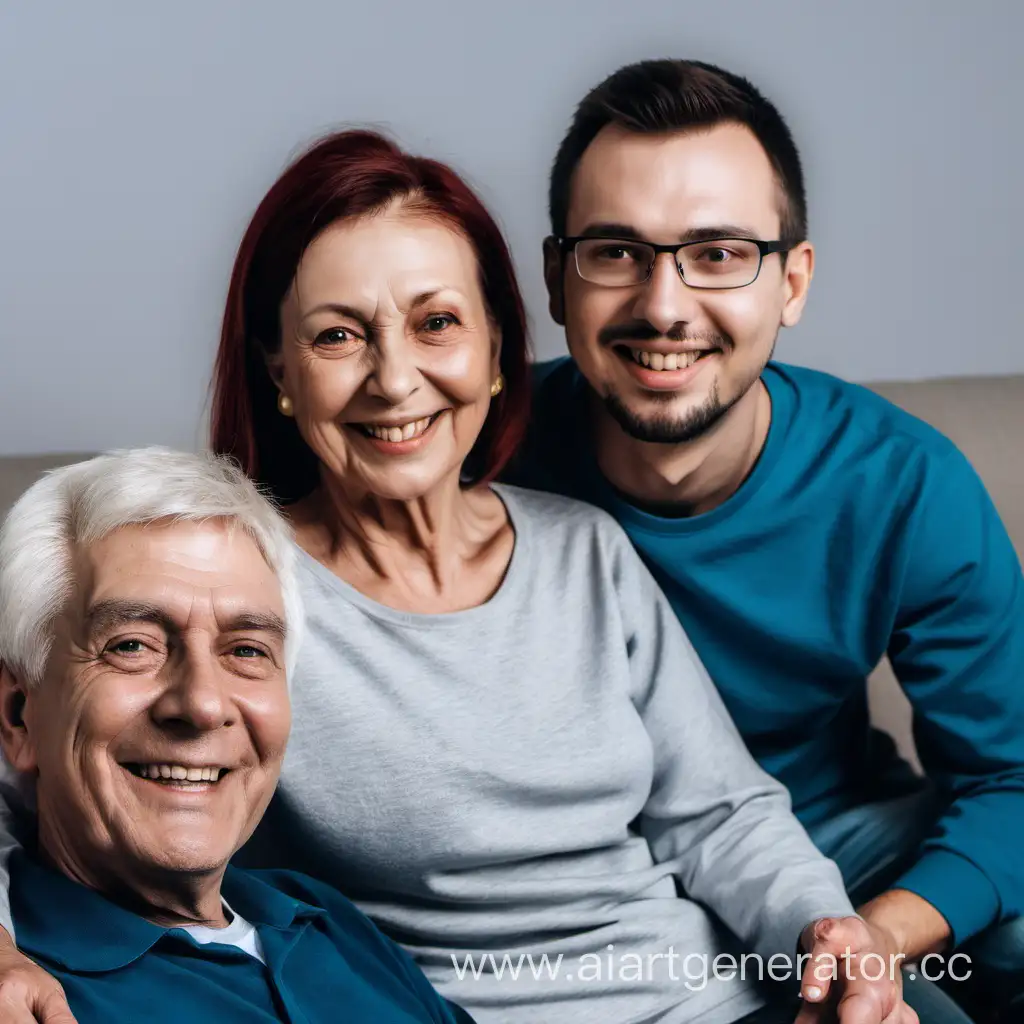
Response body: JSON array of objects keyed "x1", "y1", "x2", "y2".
[{"x1": 1, "y1": 1, "x2": 1021, "y2": 455}]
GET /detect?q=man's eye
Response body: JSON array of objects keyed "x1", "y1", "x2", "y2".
[
  {"x1": 596, "y1": 246, "x2": 636, "y2": 261},
  {"x1": 697, "y1": 247, "x2": 733, "y2": 263},
  {"x1": 107, "y1": 639, "x2": 147, "y2": 656},
  {"x1": 232, "y1": 645, "x2": 265, "y2": 659}
]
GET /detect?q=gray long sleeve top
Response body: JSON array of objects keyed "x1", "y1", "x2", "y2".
[{"x1": 0, "y1": 485, "x2": 853, "y2": 1024}]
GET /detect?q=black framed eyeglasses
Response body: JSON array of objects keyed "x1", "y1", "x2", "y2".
[{"x1": 558, "y1": 236, "x2": 792, "y2": 290}]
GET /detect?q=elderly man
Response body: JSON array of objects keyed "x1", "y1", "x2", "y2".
[{"x1": 0, "y1": 448, "x2": 473, "y2": 1024}]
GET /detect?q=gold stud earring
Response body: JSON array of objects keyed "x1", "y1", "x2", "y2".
[
  {"x1": 490, "y1": 374, "x2": 504, "y2": 398},
  {"x1": 277, "y1": 393, "x2": 294, "y2": 417}
]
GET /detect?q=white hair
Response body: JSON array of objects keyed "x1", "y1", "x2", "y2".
[{"x1": 0, "y1": 447, "x2": 304, "y2": 687}]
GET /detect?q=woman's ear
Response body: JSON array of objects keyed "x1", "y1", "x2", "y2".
[
  {"x1": 489, "y1": 321, "x2": 503, "y2": 379},
  {"x1": 0, "y1": 663, "x2": 39, "y2": 774},
  {"x1": 263, "y1": 345, "x2": 286, "y2": 392}
]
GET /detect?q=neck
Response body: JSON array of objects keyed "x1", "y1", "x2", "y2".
[
  {"x1": 295, "y1": 468, "x2": 497, "y2": 602},
  {"x1": 37, "y1": 818, "x2": 228, "y2": 928},
  {"x1": 593, "y1": 380, "x2": 771, "y2": 516}
]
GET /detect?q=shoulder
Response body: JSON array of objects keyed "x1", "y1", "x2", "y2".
[
  {"x1": 770, "y1": 362, "x2": 960, "y2": 463},
  {"x1": 531, "y1": 355, "x2": 575, "y2": 392},
  {"x1": 244, "y1": 867, "x2": 370, "y2": 924},
  {"x1": 494, "y1": 482, "x2": 634, "y2": 551}
]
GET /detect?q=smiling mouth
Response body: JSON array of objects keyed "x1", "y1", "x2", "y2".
[
  {"x1": 351, "y1": 411, "x2": 443, "y2": 443},
  {"x1": 123, "y1": 763, "x2": 231, "y2": 787},
  {"x1": 617, "y1": 346, "x2": 716, "y2": 371}
]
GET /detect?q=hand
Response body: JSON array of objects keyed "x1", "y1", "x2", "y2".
[
  {"x1": 0, "y1": 938, "x2": 77, "y2": 1024},
  {"x1": 796, "y1": 916, "x2": 918, "y2": 1024}
]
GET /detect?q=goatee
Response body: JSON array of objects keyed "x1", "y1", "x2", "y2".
[{"x1": 602, "y1": 380, "x2": 734, "y2": 444}]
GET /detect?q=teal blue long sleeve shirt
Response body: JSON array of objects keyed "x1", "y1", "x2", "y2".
[{"x1": 506, "y1": 359, "x2": 1024, "y2": 945}]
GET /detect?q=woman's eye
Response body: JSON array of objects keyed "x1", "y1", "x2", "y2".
[
  {"x1": 423, "y1": 314, "x2": 457, "y2": 333},
  {"x1": 314, "y1": 327, "x2": 360, "y2": 347}
]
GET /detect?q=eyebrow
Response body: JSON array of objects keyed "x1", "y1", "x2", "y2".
[
  {"x1": 577, "y1": 222, "x2": 764, "y2": 243},
  {"x1": 84, "y1": 600, "x2": 287, "y2": 643},
  {"x1": 85, "y1": 600, "x2": 175, "y2": 638},
  {"x1": 300, "y1": 289, "x2": 454, "y2": 325},
  {"x1": 221, "y1": 612, "x2": 288, "y2": 644},
  {"x1": 300, "y1": 302, "x2": 368, "y2": 325}
]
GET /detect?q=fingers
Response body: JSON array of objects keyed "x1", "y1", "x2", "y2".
[
  {"x1": 793, "y1": 1001, "x2": 827, "y2": 1024},
  {"x1": 35, "y1": 988, "x2": 78, "y2": 1024},
  {"x1": 836, "y1": 988, "x2": 885, "y2": 1024},
  {"x1": 0, "y1": 985, "x2": 43, "y2": 1024},
  {"x1": 801, "y1": 940, "x2": 837, "y2": 1004}
]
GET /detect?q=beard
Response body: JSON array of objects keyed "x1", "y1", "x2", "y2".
[
  {"x1": 601, "y1": 336, "x2": 776, "y2": 445},
  {"x1": 602, "y1": 377, "x2": 733, "y2": 444}
]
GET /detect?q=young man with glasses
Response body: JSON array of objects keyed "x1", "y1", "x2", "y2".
[{"x1": 508, "y1": 58, "x2": 1024, "y2": 1024}]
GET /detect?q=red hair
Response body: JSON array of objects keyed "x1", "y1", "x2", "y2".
[{"x1": 210, "y1": 129, "x2": 531, "y2": 502}]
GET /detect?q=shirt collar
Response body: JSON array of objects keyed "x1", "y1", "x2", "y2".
[{"x1": 10, "y1": 849, "x2": 324, "y2": 974}]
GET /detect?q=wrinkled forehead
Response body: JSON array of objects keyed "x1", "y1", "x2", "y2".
[
  {"x1": 67, "y1": 520, "x2": 285, "y2": 631},
  {"x1": 289, "y1": 208, "x2": 483, "y2": 314},
  {"x1": 566, "y1": 122, "x2": 784, "y2": 239}
]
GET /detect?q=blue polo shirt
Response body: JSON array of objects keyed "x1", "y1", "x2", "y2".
[
  {"x1": 10, "y1": 850, "x2": 474, "y2": 1024},
  {"x1": 506, "y1": 358, "x2": 1024, "y2": 946}
]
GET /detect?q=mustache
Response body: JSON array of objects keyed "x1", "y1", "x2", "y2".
[{"x1": 599, "y1": 322, "x2": 732, "y2": 350}]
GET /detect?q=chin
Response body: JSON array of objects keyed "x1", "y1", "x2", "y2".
[
  {"x1": 139, "y1": 832, "x2": 235, "y2": 876},
  {"x1": 365, "y1": 466, "x2": 455, "y2": 502}
]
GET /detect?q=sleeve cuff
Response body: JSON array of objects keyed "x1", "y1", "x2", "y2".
[
  {"x1": 894, "y1": 849, "x2": 1000, "y2": 945},
  {"x1": 757, "y1": 896, "x2": 856, "y2": 965}
]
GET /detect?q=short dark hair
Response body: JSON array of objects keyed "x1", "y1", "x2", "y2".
[{"x1": 549, "y1": 59, "x2": 807, "y2": 246}]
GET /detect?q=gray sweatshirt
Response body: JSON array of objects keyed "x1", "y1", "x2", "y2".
[{"x1": 0, "y1": 485, "x2": 853, "y2": 1024}]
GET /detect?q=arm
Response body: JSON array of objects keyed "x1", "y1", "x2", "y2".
[
  {"x1": 880, "y1": 447, "x2": 1024, "y2": 952},
  {"x1": 613, "y1": 533, "x2": 855, "y2": 961},
  {"x1": 0, "y1": 741, "x2": 77, "y2": 1023}
]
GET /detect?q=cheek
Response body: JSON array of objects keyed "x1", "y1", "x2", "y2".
[
  {"x1": 564, "y1": 285, "x2": 626, "y2": 348},
  {"x1": 36, "y1": 681, "x2": 145, "y2": 762},
  {"x1": 243, "y1": 691, "x2": 292, "y2": 764},
  {"x1": 296, "y1": 355, "x2": 367, "y2": 416},
  {"x1": 425, "y1": 342, "x2": 492, "y2": 404}
]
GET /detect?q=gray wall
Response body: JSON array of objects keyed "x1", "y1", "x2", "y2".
[{"x1": 1, "y1": 1, "x2": 1021, "y2": 455}]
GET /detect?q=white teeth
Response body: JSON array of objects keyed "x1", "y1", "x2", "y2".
[
  {"x1": 630, "y1": 349, "x2": 707, "y2": 370},
  {"x1": 134, "y1": 764, "x2": 223, "y2": 783},
  {"x1": 365, "y1": 416, "x2": 433, "y2": 442}
]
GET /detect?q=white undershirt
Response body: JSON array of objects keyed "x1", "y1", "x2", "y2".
[{"x1": 175, "y1": 899, "x2": 266, "y2": 965}]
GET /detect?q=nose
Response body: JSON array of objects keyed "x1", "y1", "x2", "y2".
[
  {"x1": 364, "y1": 331, "x2": 422, "y2": 405},
  {"x1": 151, "y1": 650, "x2": 235, "y2": 733},
  {"x1": 631, "y1": 251, "x2": 702, "y2": 337}
]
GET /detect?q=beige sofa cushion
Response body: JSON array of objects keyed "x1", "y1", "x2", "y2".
[
  {"x1": 0, "y1": 453, "x2": 95, "y2": 518},
  {"x1": 865, "y1": 376, "x2": 1024, "y2": 773}
]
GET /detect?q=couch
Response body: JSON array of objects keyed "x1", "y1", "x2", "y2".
[{"x1": 2, "y1": 374, "x2": 1023, "y2": 769}]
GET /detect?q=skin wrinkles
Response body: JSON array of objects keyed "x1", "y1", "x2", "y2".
[
  {"x1": 0, "y1": 520, "x2": 290, "y2": 929},
  {"x1": 269, "y1": 203, "x2": 514, "y2": 613}
]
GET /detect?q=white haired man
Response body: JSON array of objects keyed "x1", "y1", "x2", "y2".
[{"x1": 0, "y1": 448, "x2": 473, "y2": 1024}]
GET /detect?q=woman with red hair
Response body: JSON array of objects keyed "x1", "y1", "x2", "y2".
[{"x1": 199, "y1": 130, "x2": 866, "y2": 1024}]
